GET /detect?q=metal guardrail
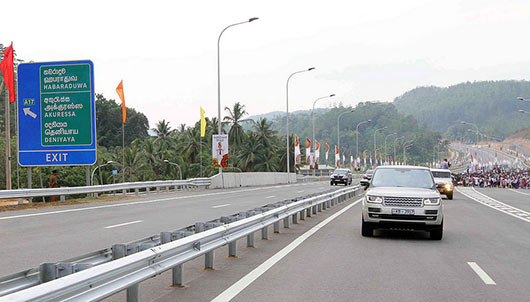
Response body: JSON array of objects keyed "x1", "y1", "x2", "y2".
[
  {"x1": 0, "y1": 185, "x2": 361, "y2": 302},
  {"x1": 0, "y1": 178, "x2": 211, "y2": 201}
]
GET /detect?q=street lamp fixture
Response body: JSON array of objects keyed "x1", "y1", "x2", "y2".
[
  {"x1": 286, "y1": 67, "x2": 315, "y2": 178},
  {"x1": 312, "y1": 94, "x2": 335, "y2": 174},
  {"x1": 91, "y1": 161, "x2": 115, "y2": 186},
  {"x1": 356, "y1": 120, "x2": 371, "y2": 160},
  {"x1": 164, "y1": 159, "x2": 182, "y2": 180},
  {"x1": 217, "y1": 17, "x2": 259, "y2": 180}
]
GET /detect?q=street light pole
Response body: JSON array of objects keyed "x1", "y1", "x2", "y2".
[
  {"x1": 394, "y1": 136, "x2": 404, "y2": 163},
  {"x1": 286, "y1": 67, "x2": 315, "y2": 180},
  {"x1": 217, "y1": 17, "x2": 259, "y2": 177},
  {"x1": 373, "y1": 126, "x2": 387, "y2": 166},
  {"x1": 403, "y1": 140, "x2": 414, "y2": 164},
  {"x1": 385, "y1": 132, "x2": 396, "y2": 164},
  {"x1": 91, "y1": 161, "x2": 115, "y2": 186},
  {"x1": 356, "y1": 120, "x2": 371, "y2": 162},
  {"x1": 312, "y1": 94, "x2": 335, "y2": 175},
  {"x1": 164, "y1": 159, "x2": 182, "y2": 180},
  {"x1": 337, "y1": 110, "x2": 354, "y2": 154}
]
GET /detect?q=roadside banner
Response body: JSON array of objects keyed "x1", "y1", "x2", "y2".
[
  {"x1": 295, "y1": 135, "x2": 301, "y2": 165},
  {"x1": 212, "y1": 134, "x2": 228, "y2": 167},
  {"x1": 335, "y1": 145, "x2": 340, "y2": 167},
  {"x1": 305, "y1": 138, "x2": 311, "y2": 165},
  {"x1": 325, "y1": 143, "x2": 329, "y2": 165},
  {"x1": 315, "y1": 140, "x2": 320, "y2": 168}
]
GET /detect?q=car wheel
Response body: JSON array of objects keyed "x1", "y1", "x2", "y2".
[
  {"x1": 430, "y1": 221, "x2": 443, "y2": 240},
  {"x1": 361, "y1": 218, "x2": 374, "y2": 237},
  {"x1": 447, "y1": 192, "x2": 453, "y2": 200},
  {"x1": 330, "y1": 181, "x2": 334, "y2": 186}
]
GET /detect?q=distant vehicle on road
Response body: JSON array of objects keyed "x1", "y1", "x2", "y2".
[
  {"x1": 430, "y1": 168, "x2": 453, "y2": 200},
  {"x1": 330, "y1": 168, "x2": 353, "y2": 186},
  {"x1": 360, "y1": 165, "x2": 444, "y2": 240},
  {"x1": 362, "y1": 169, "x2": 374, "y2": 180}
]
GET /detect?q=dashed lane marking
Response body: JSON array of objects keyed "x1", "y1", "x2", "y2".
[
  {"x1": 212, "y1": 204, "x2": 230, "y2": 209},
  {"x1": 467, "y1": 262, "x2": 496, "y2": 285},
  {"x1": 104, "y1": 220, "x2": 143, "y2": 229}
]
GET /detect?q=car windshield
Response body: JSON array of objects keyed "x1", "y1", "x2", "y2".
[
  {"x1": 432, "y1": 171, "x2": 451, "y2": 178},
  {"x1": 334, "y1": 169, "x2": 348, "y2": 175},
  {"x1": 371, "y1": 168, "x2": 434, "y2": 189}
]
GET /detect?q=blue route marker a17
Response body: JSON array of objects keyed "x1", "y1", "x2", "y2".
[{"x1": 17, "y1": 60, "x2": 97, "y2": 166}]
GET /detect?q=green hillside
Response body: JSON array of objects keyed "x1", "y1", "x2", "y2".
[{"x1": 393, "y1": 80, "x2": 530, "y2": 141}]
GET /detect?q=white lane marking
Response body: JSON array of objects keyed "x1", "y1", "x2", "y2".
[
  {"x1": 0, "y1": 182, "x2": 320, "y2": 221},
  {"x1": 211, "y1": 197, "x2": 363, "y2": 302},
  {"x1": 467, "y1": 262, "x2": 496, "y2": 285},
  {"x1": 104, "y1": 220, "x2": 143, "y2": 229},
  {"x1": 212, "y1": 204, "x2": 230, "y2": 209},
  {"x1": 456, "y1": 187, "x2": 530, "y2": 224},
  {"x1": 265, "y1": 196, "x2": 276, "y2": 199},
  {"x1": 297, "y1": 190, "x2": 304, "y2": 193},
  {"x1": 509, "y1": 189, "x2": 530, "y2": 196}
]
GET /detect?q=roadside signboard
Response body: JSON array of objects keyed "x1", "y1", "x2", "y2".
[
  {"x1": 17, "y1": 60, "x2": 97, "y2": 166},
  {"x1": 212, "y1": 134, "x2": 228, "y2": 167}
]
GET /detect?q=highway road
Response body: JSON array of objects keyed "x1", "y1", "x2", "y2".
[
  {"x1": 450, "y1": 143, "x2": 529, "y2": 170},
  {"x1": 0, "y1": 180, "x2": 345, "y2": 276},
  {"x1": 102, "y1": 186, "x2": 530, "y2": 302}
]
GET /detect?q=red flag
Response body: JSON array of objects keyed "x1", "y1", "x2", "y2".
[
  {"x1": 0, "y1": 43, "x2": 15, "y2": 103},
  {"x1": 325, "y1": 143, "x2": 329, "y2": 153}
]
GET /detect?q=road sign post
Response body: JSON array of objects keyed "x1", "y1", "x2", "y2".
[{"x1": 17, "y1": 60, "x2": 97, "y2": 166}]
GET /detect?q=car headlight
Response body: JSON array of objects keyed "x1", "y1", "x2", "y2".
[
  {"x1": 444, "y1": 183, "x2": 452, "y2": 190},
  {"x1": 424, "y1": 197, "x2": 441, "y2": 205},
  {"x1": 366, "y1": 195, "x2": 383, "y2": 204}
]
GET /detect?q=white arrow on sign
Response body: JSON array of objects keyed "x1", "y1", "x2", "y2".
[{"x1": 23, "y1": 107, "x2": 37, "y2": 119}]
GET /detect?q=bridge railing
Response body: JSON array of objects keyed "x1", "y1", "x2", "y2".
[
  {"x1": 0, "y1": 185, "x2": 362, "y2": 302},
  {"x1": 0, "y1": 178, "x2": 211, "y2": 202}
]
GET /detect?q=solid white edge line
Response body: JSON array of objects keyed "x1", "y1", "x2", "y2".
[
  {"x1": 0, "y1": 182, "x2": 325, "y2": 221},
  {"x1": 212, "y1": 204, "x2": 230, "y2": 209},
  {"x1": 265, "y1": 196, "x2": 276, "y2": 199},
  {"x1": 467, "y1": 262, "x2": 496, "y2": 285},
  {"x1": 455, "y1": 188, "x2": 530, "y2": 224},
  {"x1": 104, "y1": 220, "x2": 143, "y2": 229},
  {"x1": 509, "y1": 188, "x2": 530, "y2": 196},
  {"x1": 210, "y1": 197, "x2": 363, "y2": 302}
]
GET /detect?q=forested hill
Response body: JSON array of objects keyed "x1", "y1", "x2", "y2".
[{"x1": 393, "y1": 80, "x2": 530, "y2": 140}]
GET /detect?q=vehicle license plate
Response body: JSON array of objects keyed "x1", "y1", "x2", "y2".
[{"x1": 392, "y1": 209, "x2": 414, "y2": 215}]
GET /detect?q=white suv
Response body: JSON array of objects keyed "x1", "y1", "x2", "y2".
[{"x1": 361, "y1": 166, "x2": 444, "y2": 240}]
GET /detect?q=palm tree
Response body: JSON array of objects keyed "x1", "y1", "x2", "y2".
[
  {"x1": 255, "y1": 149, "x2": 280, "y2": 172},
  {"x1": 224, "y1": 102, "x2": 249, "y2": 149},
  {"x1": 177, "y1": 127, "x2": 204, "y2": 163},
  {"x1": 237, "y1": 132, "x2": 261, "y2": 172},
  {"x1": 253, "y1": 118, "x2": 277, "y2": 150},
  {"x1": 153, "y1": 120, "x2": 175, "y2": 148}
]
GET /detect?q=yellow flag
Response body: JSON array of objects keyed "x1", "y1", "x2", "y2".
[{"x1": 200, "y1": 107, "x2": 206, "y2": 137}]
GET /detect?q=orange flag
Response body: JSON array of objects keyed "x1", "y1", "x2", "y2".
[{"x1": 116, "y1": 80, "x2": 126, "y2": 123}]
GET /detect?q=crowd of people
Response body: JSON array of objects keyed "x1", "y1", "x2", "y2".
[{"x1": 452, "y1": 168, "x2": 530, "y2": 189}]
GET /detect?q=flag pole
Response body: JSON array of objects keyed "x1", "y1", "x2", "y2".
[
  {"x1": 122, "y1": 122, "x2": 125, "y2": 183},
  {"x1": 1, "y1": 80, "x2": 12, "y2": 190},
  {"x1": 200, "y1": 136, "x2": 203, "y2": 177}
]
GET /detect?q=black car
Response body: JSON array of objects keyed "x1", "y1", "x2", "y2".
[
  {"x1": 362, "y1": 169, "x2": 374, "y2": 180},
  {"x1": 330, "y1": 169, "x2": 353, "y2": 185}
]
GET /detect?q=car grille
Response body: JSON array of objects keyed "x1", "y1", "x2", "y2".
[{"x1": 383, "y1": 196, "x2": 423, "y2": 207}]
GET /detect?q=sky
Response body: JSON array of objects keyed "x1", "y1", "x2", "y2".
[{"x1": 4, "y1": 0, "x2": 530, "y2": 128}]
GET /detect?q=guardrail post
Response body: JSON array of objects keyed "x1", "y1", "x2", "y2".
[
  {"x1": 313, "y1": 205, "x2": 317, "y2": 214},
  {"x1": 135, "y1": 188, "x2": 139, "y2": 196},
  {"x1": 292, "y1": 213, "x2": 298, "y2": 224},
  {"x1": 307, "y1": 207, "x2": 312, "y2": 217},
  {"x1": 60, "y1": 195, "x2": 65, "y2": 202},
  {"x1": 274, "y1": 221, "x2": 280, "y2": 233},
  {"x1": 166, "y1": 186, "x2": 170, "y2": 193},
  {"x1": 156, "y1": 187, "x2": 160, "y2": 193},
  {"x1": 261, "y1": 226, "x2": 269, "y2": 240},
  {"x1": 111, "y1": 244, "x2": 139, "y2": 301},
  {"x1": 161, "y1": 232, "x2": 185, "y2": 287},
  {"x1": 247, "y1": 232, "x2": 255, "y2": 248},
  {"x1": 146, "y1": 187, "x2": 150, "y2": 194},
  {"x1": 283, "y1": 216, "x2": 290, "y2": 228},
  {"x1": 299, "y1": 210, "x2": 305, "y2": 220},
  {"x1": 228, "y1": 241, "x2": 238, "y2": 257},
  {"x1": 322, "y1": 201, "x2": 327, "y2": 210},
  {"x1": 39, "y1": 263, "x2": 56, "y2": 283},
  {"x1": 123, "y1": 189, "x2": 126, "y2": 196}
]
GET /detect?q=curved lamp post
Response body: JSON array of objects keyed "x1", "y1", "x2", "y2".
[
  {"x1": 91, "y1": 161, "x2": 115, "y2": 186},
  {"x1": 312, "y1": 94, "x2": 335, "y2": 175},
  {"x1": 285, "y1": 67, "x2": 315, "y2": 179},
  {"x1": 164, "y1": 159, "x2": 182, "y2": 180},
  {"x1": 217, "y1": 17, "x2": 259, "y2": 177},
  {"x1": 355, "y1": 120, "x2": 371, "y2": 161}
]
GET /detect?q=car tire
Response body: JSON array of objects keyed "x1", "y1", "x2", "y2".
[
  {"x1": 430, "y1": 222, "x2": 443, "y2": 240},
  {"x1": 330, "y1": 181, "x2": 334, "y2": 186},
  {"x1": 447, "y1": 192, "x2": 453, "y2": 200},
  {"x1": 361, "y1": 218, "x2": 374, "y2": 237}
]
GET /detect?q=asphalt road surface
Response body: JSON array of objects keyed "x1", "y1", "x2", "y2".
[
  {"x1": 0, "y1": 181, "x2": 346, "y2": 276},
  {"x1": 106, "y1": 186, "x2": 530, "y2": 302}
]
